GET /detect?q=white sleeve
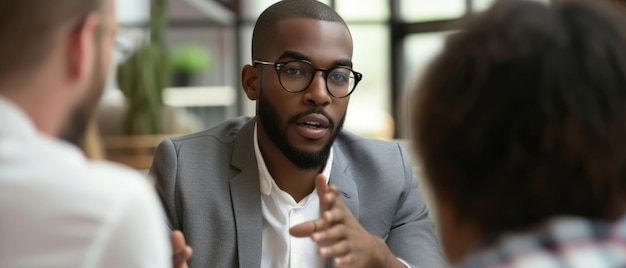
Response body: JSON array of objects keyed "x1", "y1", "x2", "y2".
[{"x1": 88, "y1": 178, "x2": 171, "y2": 268}]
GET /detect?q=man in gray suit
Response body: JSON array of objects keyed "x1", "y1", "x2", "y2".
[{"x1": 150, "y1": 0, "x2": 444, "y2": 267}]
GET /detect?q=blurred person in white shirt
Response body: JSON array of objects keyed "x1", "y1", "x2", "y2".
[{"x1": 0, "y1": 0, "x2": 171, "y2": 267}]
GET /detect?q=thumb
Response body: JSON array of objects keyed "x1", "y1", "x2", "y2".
[
  {"x1": 171, "y1": 230, "x2": 187, "y2": 250},
  {"x1": 171, "y1": 230, "x2": 193, "y2": 267},
  {"x1": 289, "y1": 220, "x2": 316, "y2": 237}
]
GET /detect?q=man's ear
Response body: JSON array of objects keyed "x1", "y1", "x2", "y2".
[
  {"x1": 67, "y1": 13, "x2": 100, "y2": 83},
  {"x1": 242, "y1": 64, "x2": 259, "y2": 100}
]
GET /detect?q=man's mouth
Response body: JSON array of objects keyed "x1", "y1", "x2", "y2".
[
  {"x1": 296, "y1": 113, "x2": 330, "y2": 128},
  {"x1": 294, "y1": 113, "x2": 331, "y2": 139},
  {"x1": 301, "y1": 121, "x2": 323, "y2": 128}
]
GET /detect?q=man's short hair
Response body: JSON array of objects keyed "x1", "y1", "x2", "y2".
[
  {"x1": 0, "y1": 0, "x2": 103, "y2": 79},
  {"x1": 412, "y1": 0, "x2": 626, "y2": 238},
  {"x1": 251, "y1": 0, "x2": 348, "y2": 61}
]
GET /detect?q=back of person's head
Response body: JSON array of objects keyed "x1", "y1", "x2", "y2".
[
  {"x1": 613, "y1": 0, "x2": 626, "y2": 13},
  {"x1": 412, "y1": 0, "x2": 626, "y2": 239},
  {"x1": 0, "y1": 0, "x2": 104, "y2": 81},
  {"x1": 251, "y1": 0, "x2": 348, "y2": 61}
]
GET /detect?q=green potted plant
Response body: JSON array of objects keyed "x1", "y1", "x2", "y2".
[
  {"x1": 170, "y1": 44, "x2": 213, "y2": 86},
  {"x1": 116, "y1": 0, "x2": 170, "y2": 135}
]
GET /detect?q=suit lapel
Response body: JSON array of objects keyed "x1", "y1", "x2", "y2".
[
  {"x1": 228, "y1": 121, "x2": 361, "y2": 268},
  {"x1": 229, "y1": 119, "x2": 263, "y2": 267},
  {"x1": 326, "y1": 144, "x2": 359, "y2": 268},
  {"x1": 328, "y1": 144, "x2": 359, "y2": 219}
]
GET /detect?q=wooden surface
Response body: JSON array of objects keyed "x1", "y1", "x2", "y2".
[{"x1": 103, "y1": 134, "x2": 180, "y2": 170}]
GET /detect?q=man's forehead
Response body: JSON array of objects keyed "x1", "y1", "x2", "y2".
[{"x1": 274, "y1": 50, "x2": 353, "y2": 67}]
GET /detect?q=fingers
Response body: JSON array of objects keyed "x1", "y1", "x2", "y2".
[
  {"x1": 171, "y1": 230, "x2": 186, "y2": 249},
  {"x1": 173, "y1": 248, "x2": 192, "y2": 268},
  {"x1": 292, "y1": 178, "x2": 348, "y2": 236},
  {"x1": 290, "y1": 206, "x2": 345, "y2": 237},
  {"x1": 319, "y1": 240, "x2": 361, "y2": 268},
  {"x1": 171, "y1": 230, "x2": 193, "y2": 268},
  {"x1": 289, "y1": 219, "x2": 326, "y2": 237},
  {"x1": 319, "y1": 239, "x2": 351, "y2": 258},
  {"x1": 315, "y1": 173, "x2": 328, "y2": 192},
  {"x1": 294, "y1": 177, "x2": 384, "y2": 267},
  {"x1": 312, "y1": 222, "x2": 347, "y2": 244},
  {"x1": 321, "y1": 187, "x2": 346, "y2": 223},
  {"x1": 315, "y1": 174, "x2": 331, "y2": 211},
  {"x1": 333, "y1": 253, "x2": 357, "y2": 267},
  {"x1": 291, "y1": 183, "x2": 346, "y2": 238}
]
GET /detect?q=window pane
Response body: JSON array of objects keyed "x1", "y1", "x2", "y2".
[
  {"x1": 241, "y1": 0, "x2": 278, "y2": 20},
  {"x1": 473, "y1": 0, "x2": 549, "y2": 12},
  {"x1": 336, "y1": 0, "x2": 388, "y2": 21},
  {"x1": 401, "y1": 0, "x2": 465, "y2": 22},
  {"x1": 241, "y1": 0, "x2": 331, "y2": 20},
  {"x1": 403, "y1": 32, "x2": 450, "y2": 90},
  {"x1": 344, "y1": 25, "x2": 393, "y2": 139},
  {"x1": 117, "y1": 0, "x2": 149, "y2": 24},
  {"x1": 473, "y1": 0, "x2": 497, "y2": 12},
  {"x1": 398, "y1": 32, "x2": 453, "y2": 137}
]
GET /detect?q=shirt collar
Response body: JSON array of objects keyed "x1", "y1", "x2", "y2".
[{"x1": 254, "y1": 122, "x2": 333, "y2": 196}]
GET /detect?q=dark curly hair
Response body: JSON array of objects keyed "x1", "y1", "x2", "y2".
[{"x1": 412, "y1": 0, "x2": 626, "y2": 238}]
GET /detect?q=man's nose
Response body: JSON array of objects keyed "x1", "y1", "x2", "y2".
[{"x1": 304, "y1": 71, "x2": 331, "y2": 106}]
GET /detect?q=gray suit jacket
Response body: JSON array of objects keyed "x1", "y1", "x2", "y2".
[{"x1": 150, "y1": 116, "x2": 445, "y2": 268}]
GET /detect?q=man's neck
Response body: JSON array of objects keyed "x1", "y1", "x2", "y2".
[
  {"x1": 263, "y1": 144, "x2": 322, "y2": 202},
  {"x1": 255, "y1": 130, "x2": 325, "y2": 202},
  {"x1": 1, "y1": 73, "x2": 76, "y2": 141}
]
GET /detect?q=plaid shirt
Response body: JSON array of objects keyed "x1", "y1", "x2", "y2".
[{"x1": 455, "y1": 216, "x2": 626, "y2": 268}]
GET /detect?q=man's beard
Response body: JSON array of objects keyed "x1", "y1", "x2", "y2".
[
  {"x1": 58, "y1": 52, "x2": 106, "y2": 146},
  {"x1": 257, "y1": 88, "x2": 346, "y2": 171}
]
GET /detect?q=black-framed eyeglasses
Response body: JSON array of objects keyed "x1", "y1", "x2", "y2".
[{"x1": 254, "y1": 59, "x2": 363, "y2": 98}]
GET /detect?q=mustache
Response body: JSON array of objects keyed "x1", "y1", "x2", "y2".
[{"x1": 288, "y1": 107, "x2": 334, "y2": 128}]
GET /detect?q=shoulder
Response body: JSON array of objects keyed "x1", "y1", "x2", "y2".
[
  {"x1": 67, "y1": 161, "x2": 162, "y2": 217},
  {"x1": 87, "y1": 161, "x2": 155, "y2": 194},
  {"x1": 0, "y1": 139, "x2": 168, "y2": 266},
  {"x1": 152, "y1": 116, "x2": 253, "y2": 164},
  {"x1": 334, "y1": 130, "x2": 409, "y2": 160},
  {"x1": 332, "y1": 130, "x2": 415, "y2": 188},
  {"x1": 2, "y1": 136, "x2": 156, "y2": 205},
  {"x1": 459, "y1": 217, "x2": 626, "y2": 268},
  {"x1": 81, "y1": 162, "x2": 170, "y2": 267},
  {"x1": 167, "y1": 116, "x2": 253, "y2": 147}
]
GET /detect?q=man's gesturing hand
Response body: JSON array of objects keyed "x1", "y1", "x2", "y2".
[
  {"x1": 289, "y1": 174, "x2": 406, "y2": 268},
  {"x1": 171, "y1": 230, "x2": 193, "y2": 268}
]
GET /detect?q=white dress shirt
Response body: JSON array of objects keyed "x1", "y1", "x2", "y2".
[
  {"x1": 254, "y1": 124, "x2": 333, "y2": 268},
  {"x1": 0, "y1": 96, "x2": 171, "y2": 268}
]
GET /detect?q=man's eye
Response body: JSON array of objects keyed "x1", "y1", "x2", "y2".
[
  {"x1": 283, "y1": 68, "x2": 304, "y2": 76},
  {"x1": 329, "y1": 72, "x2": 349, "y2": 82}
]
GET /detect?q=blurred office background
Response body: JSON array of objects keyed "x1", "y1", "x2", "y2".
[{"x1": 96, "y1": 0, "x2": 503, "y2": 168}]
